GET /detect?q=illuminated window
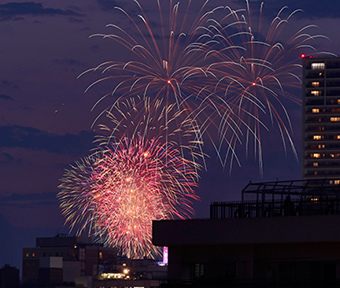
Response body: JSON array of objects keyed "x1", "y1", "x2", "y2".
[
  {"x1": 99, "y1": 252, "x2": 103, "y2": 259},
  {"x1": 311, "y1": 81, "x2": 320, "y2": 87},
  {"x1": 335, "y1": 180, "x2": 340, "y2": 185},
  {"x1": 330, "y1": 117, "x2": 340, "y2": 122},
  {"x1": 318, "y1": 144, "x2": 325, "y2": 149},
  {"x1": 330, "y1": 153, "x2": 340, "y2": 158},
  {"x1": 312, "y1": 108, "x2": 319, "y2": 113},
  {"x1": 338, "y1": 99, "x2": 340, "y2": 104},
  {"x1": 25, "y1": 253, "x2": 29, "y2": 258},
  {"x1": 311, "y1": 62, "x2": 325, "y2": 70},
  {"x1": 32, "y1": 253, "x2": 35, "y2": 257},
  {"x1": 311, "y1": 90, "x2": 321, "y2": 96},
  {"x1": 313, "y1": 162, "x2": 318, "y2": 167},
  {"x1": 313, "y1": 135, "x2": 322, "y2": 140},
  {"x1": 311, "y1": 153, "x2": 321, "y2": 158},
  {"x1": 336, "y1": 135, "x2": 340, "y2": 139}
]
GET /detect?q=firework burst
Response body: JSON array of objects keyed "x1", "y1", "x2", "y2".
[
  {"x1": 58, "y1": 97, "x2": 201, "y2": 259},
  {"x1": 58, "y1": 136, "x2": 199, "y2": 259},
  {"x1": 198, "y1": 0, "x2": 336, "y2": 171},
  {"x1": 79, "y1": 0, "x2": 219, "y2": 122},
  {"x1": 80, "y1": 0, "x2": 334, "y2": 173}
]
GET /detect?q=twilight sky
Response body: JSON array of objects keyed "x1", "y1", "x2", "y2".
[{"x1": 1, "y1": 0, "x2": 340, "y2": 269}]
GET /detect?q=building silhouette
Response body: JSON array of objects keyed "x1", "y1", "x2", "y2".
[
  {"x1": 22, "y1": 235, "x2": 117, "y2": 287},
  {"x1": 0, "y1": 264, "x2": 19, "y2": 288},
  {"x1": 153, "y1": 179, "x2": 340, "y2": 286},
  {"x1": 302, "y1": 56, "x2": 340, "y2": 182},
  {"x1": 22, "y1": 234, "x2": 166, "y2": 288}
]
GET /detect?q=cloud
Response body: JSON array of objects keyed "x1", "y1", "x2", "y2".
[
  {"x1": 97, "y1": 0, "x2": 125, "y2": 11},
  {"x1": 0, "y1": 152, "x2": 16, "y2": 164},
  {"x1": 231, "y1": 0, "x2": 340, "y2": 19},
  {"x1": 0, "y1": 80, "x2": 18, "y2": 89},
  {"x1": 0, "y1": 94, "x2": 13, "y2": 101},
  {"x1": 0, "y1": 192, "x2": 58, "y2": 208},
  {"x1": 53, "y1": 58, "x2": 84, "y2": 72},
  {"x1": 0, "y1": 125, "x2": 94, "y2": 156},
  {"x1": 0, "y1": 2, "x2": 82, "y2": 20},
  {"x1": 53, "y1": 58, "x2": 83, "y2": 66}
]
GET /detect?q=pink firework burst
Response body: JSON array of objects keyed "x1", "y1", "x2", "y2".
[{"x1": 58, "y1": 135, "x2": 199, "y2": 259}]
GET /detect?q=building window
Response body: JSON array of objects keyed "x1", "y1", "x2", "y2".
[
  {"x1": 32, "y1": 253, "x2": 35, "y2": 257},
  {"x1": 313, "y1": 135, "x2": 322, "y2": 140},
  {"x1": 313, "y1": 162, "x2": 318, "y2": 167},
  {"x1": 194, "y1": 263, "x2": 204, "y2": 279},
  {"x1": 311, "y1": 81, "x2": 320, "y2": 87},
  {"x1": 336, "y1": 135, "x2": 340, "y2": 139},
  {"x1": 312, "y1": 108, "x2": 320, "y2": 113},
  {"x1": 330, "y1": 117, "x2": 340, "y2": 122},
  {"x1": 311, "y1": 153, "x2": 321, "y2": 158},
  {"x1": 311, "y1": 90, "x2": 321, "y2": 96},
  {"x1": 335, "y1": 180, "x2": 340, "y2": 185},
  {"x1": 99, "y1": 252, "x2": 103, "y2": 259},
  {"x1": 330, "y1": 153, "x2": 340, "y2": 158},
  {"x1": 318, "y1": 144, "x2": 325, "y2": 149},
  {"x1": 311, "y1": 62, "x2": 325, "y2": 70},
  {"x1": 25, "y1": 253, "x2": 29, "y2": 258}
]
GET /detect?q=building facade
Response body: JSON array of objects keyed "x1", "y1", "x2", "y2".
[
  {"x1": 302, "y1": 56, "x2": 340, "y2": 182},
  {"x1": 22, "y1": 235, "x2": 117, "y2": 287},
  {"x1": 0, "y1": 264, "x2": 19, "y2": 288},
  {"x1": 153, "y1": 180, "x2": 340, "y2": 286}
]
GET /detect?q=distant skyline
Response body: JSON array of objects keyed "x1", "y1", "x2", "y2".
[{"x1": 1, "y1": 0, "x2": 340, "y2": 269}]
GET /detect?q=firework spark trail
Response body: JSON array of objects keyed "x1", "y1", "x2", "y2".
[
  {"x1": 193, "y1": 0, "x2": 336, "y2": 173},
  {"x1": 79, "y1": 0, "x2": 335, "y2": 174},
  {"x1": 59, "y1": 0, "x2": 336, "y2": 259},
  {"x1": 58, "y1": 136, "x2": 200, "y2": 259},
  {"x1": 58, "y1": 97, "x2": 201, "y2": 259},
  {"x1": 78, "y1": 0, "x2": 256, "y2": 171},
  {"x1": 79, "y1": 0, "x2": 219, "y2": 118},
  {"x1": 96, "y1": 96, "x2": 205, "y2": 167}
]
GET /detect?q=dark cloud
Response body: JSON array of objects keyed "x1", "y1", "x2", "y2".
[
  {"x1": 97, "y1": 0, "x2": 125, "y2": 11},
  {"x1": 53, "y1": 58, "x2": 83, "y2": 67},
  {"x1": 0, "y1": 80, "x2": 18, "y2": 89},
  {"x1": 0, "y1": 94, "x2": 13, "y2": 101},
  {"x1": 0, "y1": 2, "x2": 82, "y2": 20},
  {"x1": 0, "y1": 152, "x2": 15, "y2": 164},
  {"x1": 0, "y1": 192, "x2": 58, "y2": 207},
  {"x1": 242, "y1": 0, "x2": 340, "y2": 19},
  {"x1": 53, "y1": 58, "x2": 84, "y2": 72},
  {"x1": 0, "y1": 125, "x2": 94, "y2": 156},
  {"x1": 89, "y1": 45, "x2": 100, "y2": 53}
]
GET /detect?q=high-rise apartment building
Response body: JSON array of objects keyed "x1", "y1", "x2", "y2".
[{"x1": 302, "y1": 56, "x2": 340, "y2": 183}]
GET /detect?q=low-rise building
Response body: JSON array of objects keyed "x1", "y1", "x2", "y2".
[
  {"x1": 0, "y1": 264, "x2": 19, "y2": 288},
  {"x1": 153, "y1": 179, "x2": 340, "y2": 286},
  {"x1": 22, "y1": 234, "x2": 117, "y2": 287}
]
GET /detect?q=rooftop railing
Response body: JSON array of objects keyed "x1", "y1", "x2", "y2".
[{"x1": 210, "y1": 179, "x2": 340, "y2": 219}]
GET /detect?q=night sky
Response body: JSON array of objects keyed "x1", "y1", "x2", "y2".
[{"x1": 1, "y1": 0, "x2": 340, "y2": 269}]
